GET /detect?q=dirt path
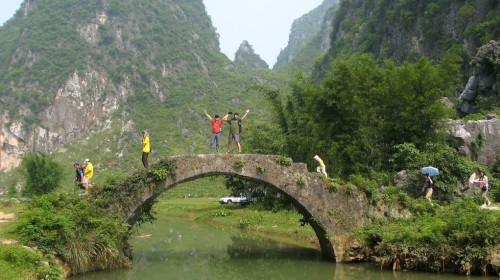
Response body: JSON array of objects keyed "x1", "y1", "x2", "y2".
[
  {"x1": 0, "y1": 211, "x2": 18, "y2": 245},
  {"x1": 0, "y1": 211, "x2": 15, "y2": 221}
]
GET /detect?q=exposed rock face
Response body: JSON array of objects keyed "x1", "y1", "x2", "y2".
[
  {"x1": 0, "y1": 0, "x2": 227, "y2": 171},
  {"x1": 273, "y1": 0, "x2": 338, "y2": 69},
  {"x1": 0, "y1": 68, "x2": 121, "y2": 171},
  {"x1": 491, "y1": 244, "x2": 500, "y2": 274},
  {"x1": 447, "y1": 118, "x2": 500, "y2": 167},
  {"x1": 0, "y1": 113, "x2": 26, "y2": 170},
  {"x1": 459, "y1": 40, "x2": 500, "y2": 115},
  {"x1": 233, "y1": 40, "x2": 269, "y2": 69}
]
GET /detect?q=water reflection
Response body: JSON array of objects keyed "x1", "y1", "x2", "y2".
[
  {"x1": 72, "y1": 221, "x2": 497, "y2": 280},
  {"x1": 226, "y1": 235, "x2": 321, "y2": 260}
]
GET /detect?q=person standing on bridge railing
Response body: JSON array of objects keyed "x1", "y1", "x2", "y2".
[
  {"x1": 227, "y1": 109, "x2": 250, "y2": 154},
  {"x1": 313, "y1": 155, "x2": 328, "y2": 177},
  {"x1": 204, "y1": 110, "x2": 230, "y2": 153},
  {"x1": 142, "y1": 131, "x2": 150, "y2": 169}
]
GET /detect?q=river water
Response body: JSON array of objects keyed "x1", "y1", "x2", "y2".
[{"x1": 71, "y1": 216, "x2": 497, "y2": 280}]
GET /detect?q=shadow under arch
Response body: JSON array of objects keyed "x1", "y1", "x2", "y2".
[{"x1": 123, "y1": 154, "x2": 369, "y2": 262}]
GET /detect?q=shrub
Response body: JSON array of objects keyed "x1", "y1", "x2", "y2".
[
  {"x1": 0, "y1": 244, "x2": 62, "y2": 279},
  {"x1": 349, "y1": 174, "x2": 380, "y2": 201},
  {"x1": 356, "y1": 199, "x2": 500, "y2": 274},
  {"x1": 14, "y1": 193, "x2": 132, "y2": 275},
  {"x1": 276, "y1": 156, "x2": 292, "y2": 166},
  {"x1": 21, "y1": 153, "x2": 63, "y2": 196}
]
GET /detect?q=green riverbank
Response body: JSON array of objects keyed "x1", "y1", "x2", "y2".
[
  {"x1": 1, "y1": 176, "x2": 499, "y2": 278},
  {"x1": 145, "y1": 195, "x2": 319, "y2": 250}
]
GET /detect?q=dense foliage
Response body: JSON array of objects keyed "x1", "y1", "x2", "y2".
[
  {"x1": 21, "y1": 153, "x2": 63, "y2": 197},
  {"x1": 0, "y1": 244, "x2": 62, "y2": 280},
  {"x1": 263, "y1": 53, "x2": 462, "y2": 178},
  {"x1": 14, "y1": 193, "x2": 132, "y2": 275},
  {"x1": 356, "y1": 199, "x2": 500, "y2": 274},
  {"x1": 11, "y1": 158, "x2": 177, "y2": 276},
  {"x1": 326, "y1": 0, "x2": 498, "y2": 64}
]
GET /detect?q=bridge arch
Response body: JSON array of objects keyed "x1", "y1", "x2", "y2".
[{"x1": 122, "y1": 154, "x2": 369, "y2": 262}]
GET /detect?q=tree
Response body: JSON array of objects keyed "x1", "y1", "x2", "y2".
[
  {"x1": 264, "y1": 53, "x2": 461, "y2": 177},
  {"x1": 21, "y1": 153, "x2": 63, "y2": 196}
]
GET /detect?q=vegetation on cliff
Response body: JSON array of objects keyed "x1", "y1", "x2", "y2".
[{"x1": 356, "y1": 199, "x2": 500, "y2": 274}]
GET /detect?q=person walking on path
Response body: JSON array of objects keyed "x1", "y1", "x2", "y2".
[
  {"x1": 204, "y1": 110, "x2": 229, "y2": 152},
  {"x1": 313, "y1": 155, "x2": 328, "y2": 177},
  {"x1": 422, "y1": 174, "x2": 434, "y2": 206},
  {"x1": 227, "y1": 109, "x2": 250, "y2": 154},
  {"x1": 142, "y1": 131, "x2": 150, "y2": 169},
  {"x1": 477, "y1": 170, "x2": 492, "y2": 207},
  {"x1": 82, "y1": 158, "x2": 94, "y2": 191}
]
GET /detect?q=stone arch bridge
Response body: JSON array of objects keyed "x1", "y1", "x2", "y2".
[{"x1": 119, "y1": 154, "x2": 370, "y2": 262}]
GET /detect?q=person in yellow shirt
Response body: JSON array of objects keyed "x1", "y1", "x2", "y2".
[
  {"x1": 83, "y1": 158, "x2": 93, "y2": 190},
  {"x1": 142, "y1": 131, "x2": 150, "y2": 169},
  {"x1": 313, "y1": 155, "x2": 328, "y2": 177}
]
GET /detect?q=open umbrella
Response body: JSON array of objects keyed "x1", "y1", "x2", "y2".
[
  {"x1": 421, "y1": 166, "x2": 439, "y2": 176},
  {"x1": 468, "y1": 173, "x2": 477, "y2": 187}
]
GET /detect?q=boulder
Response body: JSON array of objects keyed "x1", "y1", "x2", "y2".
[{"x1": 446, "y1": 118, "x2": 500, "y2": 167}]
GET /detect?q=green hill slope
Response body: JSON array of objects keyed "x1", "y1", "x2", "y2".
[{"x1": 0, "y1": 0, "x2": 287, "y2": 189}]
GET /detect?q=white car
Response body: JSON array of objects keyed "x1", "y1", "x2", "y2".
[{"x1": 219, "y1": 195, "x2": 249, "y2": 205}]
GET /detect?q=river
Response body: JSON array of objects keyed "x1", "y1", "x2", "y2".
[{"x1": 71, "y1": 213, "x2": 497, "y2": 280}]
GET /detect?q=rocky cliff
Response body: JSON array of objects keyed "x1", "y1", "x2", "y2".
[
  {"x1": 1, "y1": 67, "x2": 121, "y2": 170},
  {"x1": 233, "y1": 40, "x2": 269, "y2": 69},
  {"x1": 447, "y1": 117, "x2": 500, "y2": 167},
  {"x1": 0, "y1": 0, "x2": 278, "y2": 172},
  {"x1": 323, "y1": 0, "x2": 498, "y2": 69},
  {"x1": 273, "y1": 0, "x2": 338, "y2": 70},
  {"x1": 458, "y1": 40, "x2": 500, "y2": 115}
]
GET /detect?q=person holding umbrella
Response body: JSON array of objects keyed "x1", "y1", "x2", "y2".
[{"x1": 422, "y1": 173, "x2": 434, "y2": 206}]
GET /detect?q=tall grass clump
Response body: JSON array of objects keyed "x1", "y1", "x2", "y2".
[{"x1": 14, "y1": 192, "x2": 132, "y2": 275}]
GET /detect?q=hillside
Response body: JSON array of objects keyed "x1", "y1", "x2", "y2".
[
  {"x1": 234, "y1": 40, "x2": 269, "y2": 70},
  {"x1": 0, "y1": 0, "x2": 286, "y2": 186},
  {"x1": 318, "y1": 0, "x2": 499, "y2": 74},
  {"x1": 273, "y1": 0, "x2": 338, "y2": 71}
]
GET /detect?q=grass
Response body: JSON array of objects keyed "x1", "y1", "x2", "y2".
[
  {"x1": 0, "y1": 202, "x2": 24, "y2": 241},
  {"x1": 148, "y1": 177, "x2": 318, "y2": 248}
]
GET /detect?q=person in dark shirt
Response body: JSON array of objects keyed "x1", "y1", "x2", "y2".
[
  {"x1": 73, "y1": 162, "x2": 84, "y2": 190},
  {"x1": 421, "y1": 174, "x2": 434, "y2": 206},
  {"x1": 226, "y1": 109, "x2": 250, "y2": 154}
]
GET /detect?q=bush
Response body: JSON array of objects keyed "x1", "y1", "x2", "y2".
[
  {"x1": 356, "y1": 199, "x2": 500, "y2": 274},
  {"x1": 14, "y1": 193, "x2": 132, "y2": 275},
  {"x1": 0, "y1": 244, "x2": 62, "y2": 279},
  {"x1": 21, "y1": 153, "x2": 63, "y2": 197},
  {"x1": 349, "y1": 174, "x2": 380, "y2": 201}
]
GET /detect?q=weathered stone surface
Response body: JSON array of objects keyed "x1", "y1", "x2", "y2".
[
  {"x1": 459, "y1": 40, "x2": 500, "y2": 115},
  {"x1": 123, "y1": 154, "x2": 371, "y2": 262},
  {"x1": 490, "y1": 244, "x2": 500, "y2": 274},
  {"x1": 446, "y1": 118, "x2": 500, "y2": 167},
  {"x1": 0, "y1": 67, "x2": 122, "y2": 171}
]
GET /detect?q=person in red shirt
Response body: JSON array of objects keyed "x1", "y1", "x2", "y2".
[{"x1": 204, "y1": 110, "x2": 230, "y2": 152}]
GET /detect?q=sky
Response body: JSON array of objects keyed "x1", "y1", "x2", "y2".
[
  {"x1": 0, "y1": 0, "x2": 324, "y2": 67},
  {"x1": 203, "y1": 0, "x2": 323, "y2": 66}
]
